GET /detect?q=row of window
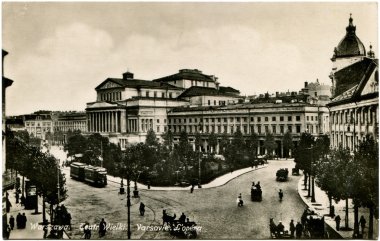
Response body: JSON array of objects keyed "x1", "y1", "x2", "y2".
[
  {"x1": 144, "y1": 91, "x2": 174, "y2": 98},
  {"x1": 169, "y1": 115, "x2": 302, "y2": 124},
  {"x1": 331, "y1": 109, "x2": 377, "y2": 125},
  {"x1": 25, "y1": 122, "x2": 51, "y2": 127},
  {"x1": 169, "y1": 124, "x2": 303, "y2": 134},
  {"x1": 100, "y1": 91, "x2": 122, "y2": 101}
]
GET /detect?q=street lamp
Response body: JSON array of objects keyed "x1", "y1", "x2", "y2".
[
  {"x1": 309, "y1": 146, "x2": 316, "y2": 203},
  {"x1": 118, "y1": 159, "x2": 132, "y2": 239}
]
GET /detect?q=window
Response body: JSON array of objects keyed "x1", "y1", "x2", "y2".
[
  {"x1": 243, "y1": 125, "x2": 247, "y2": 133},
  {"x1": 265, "y1": 117, "x2": 269, "y2": 122},
  {"x1": 205, "y1": 118, "x2": 209, "y2": 122},
  {"x1": 218, "y1": 126, "x2": 221, "y2": 133},
  {"x1": 257, "y1": 117, "x2": 261, "y2": 122},
  {"x1": 243, "y1": 117, "x2": 247, "y2": 122},
  {"x1": 230, "y1": 126, "x2": 234, "y2": 133},
  {"x1": 224, "y1": 125, "x2": 227, "y2": 133},
  {"x1": 272, "y1": 125, "x2": 276, "y2": 133},
  {"x1": 208, "y1": 100, "x2": 211, "y2": 106},
  {"x1": 257, "y1": 125, "x2": 261, "y2": 134},
  {"x1": 162, "y1": 92, "x2": 165, "y2": 98},
  {"x1": 217, "y1": 118, "x2": 221, "y2": 122},
  {"x1": 280, "y1": 125, "x2": 284, "y2": 134},
  {"x1": 154, "y1": 91, "x2": 157, "y2": 98},
  {"x1": 184, "y1": 119, "x2": 186, "y2": 123},
  {"x1": 211, "y1": 118, "x2": 215, "y2": 123},
  {"x1": 157, "y1": 126, "x2": 160, "y2": 132},
  {"x1": 206, "y1": 126, "x2": 209, "y2": 133},
  {"x1": 169, "y1": 93, "x2": 173, "y2": 98},
  {"x1": 251, "y1": 117, "x2": 254, "y2": 122},
  {"x1": 178, "y1": 119, "x2": 181, "y2": 123},
  {"x1": 307, "y1": 116, "x2": 309, "y2": 121},
  {"x1": 157, "y1": 119, "x2": 160, "y2": 123},
  {"x1": 265, "y1": 125, "x2": 269, "y2": 133},
  {"x1": 146, "y1": 91, "x2": 150, "y2": 97},
  {"x1": 288, "y1": 116, "x2": 292, "y2": 121},
  {"x1": 237, "y1": 117, "x2": 240, "y2": 122},
  {"x1": 296, "y1": 116, "x2": 300, "y2": 121},
  {"x1": 230, "y1": 117, "x2": 233, "y2": 122},
  {"x1": 224, "y1": 118, "x2": 227, "y2": 122},
  {"x1": 214, "y1": 100, "x2": 216, "y2": 105},
  {"x1": 288, "y1": 125, "x2": 292, "y2": 133},
  {"x1": 272, "y1": 117, "x2": 276, "y2": 121}
]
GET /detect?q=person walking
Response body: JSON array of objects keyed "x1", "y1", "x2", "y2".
[
  {"x1": 16, "y1": 213, "x2": 22, "y2": 229},
  {"x1": 22, "y1": 213, "x2": 27, "y2": 229},
  {"x1": 6, "y1": 198, "x2": 11, "y2": 213},
  {"x1": 9, "y1": 216, "x2": 14, "y2": 230},
  {"x1": 15, "y1": 191, "x2": 19, "y2": 204},
  {"x1": 334, "y1": 215, "x2": 341, "y2": 231},
  {"x1": 289, "y1": 219, "x2": 295, "y2": 237},
  {"x1": 295, "y1": 221, "x2": 303, "y2": 239},
  {"x1": 83, "y1": 221, "x2": 91, "y2": 239},
  {"x1": 359, "y1": 215, "x2": 366, "y2": 235},
  {"x1": 190, "y1": 185, "x2": 194, "y2": 193},
  {"x1": 278, "y1": 189, "x2": 283, "y2": 201},
  {"x1": 99, "y1": 218, "x2": 106, "y2": 237},
  {"x1": 139, "y1": 202, "x2": 145, "y2": 216},
  {"x1": 237, "y1": 193, "x2": 244, "y2": 207}
]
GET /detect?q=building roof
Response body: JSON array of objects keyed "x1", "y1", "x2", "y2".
[
  {"x1": 333, "y1": 58, "x2": 376, "y2": 97},
  {"x1": 329, "y1": 58, "x2": 378, "y2": 106},
  {"x1": 95, "y1": 78, "x2": 182, "y2": 91},
  {"x1": 219, "y1": 86, "x2": 240, "y2": 94},
  {"x1": 178, "y1": 86, "x2": 238, "y2": 98},
  {"x1": 153, "y1": 69, "x2": 217, "y2": 83},
  {"x1": 334, "y1": 15, "x2": 366, "y2": 58}
]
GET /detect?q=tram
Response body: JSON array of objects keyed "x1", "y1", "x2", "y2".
[{"x1": 70, "y1": 162, "x2": 107, "y2": 187}]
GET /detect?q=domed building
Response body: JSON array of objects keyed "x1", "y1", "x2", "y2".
[
  {"x1": 331, "y1": 14, "x2": 367, "y2": 75},
  {"x1": 328, "y1": 15, "x2": 378, "y2": 152}
]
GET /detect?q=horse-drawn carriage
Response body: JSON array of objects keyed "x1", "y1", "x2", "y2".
[
  {"x1": 276, "y1": 168, "x2": 289, "y2": 181},
  {"x1": 303, "y1": 214, "x2": 325, "y2": 238},
  {"x1": 163, "y1": 210, "x2": 198, "y2": 239},
  {"x1": 251, "y1": 183, "x2": 262, "y2": 201},
  {"x1": 292, "y1": 168, "x2": 300, "y2": 176},
  {"x1": 269, "y1": 218, "x2": 292, "y2": 239}
]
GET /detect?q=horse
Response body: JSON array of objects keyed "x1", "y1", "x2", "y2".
[{"x1": 163, "y1": 212, "x2": 176, "y2": 227}]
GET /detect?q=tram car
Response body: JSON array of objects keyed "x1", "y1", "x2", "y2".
[
  {"x1": 303, "y1": 214, "x2": 325, "y2": 238},
  {"x1": 70, "y1": 162, "x2": 86, "y2": 181},
  {"x1": 84, "y1": 166, "x2": 107, "y2": 187},
  {"x1": 70, "y1": 162, "x2": 107, "y2": 187}
]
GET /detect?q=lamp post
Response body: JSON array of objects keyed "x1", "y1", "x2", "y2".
[
  {"x1": 310, "y1": 146, "x2": 316, "y2": 203},
  {"x1": 127, "y1": 174, "x2": 131, "y2": 239}
]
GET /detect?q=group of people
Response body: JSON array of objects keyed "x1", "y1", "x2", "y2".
[
  {"x1": 53, "y1": 204, "x2": 72, "y2": 230},
  {"x1": 162, "y1": 210, "x2": 194, "y2": 227},
  {"x1": 270, "y1": 218, "x2": 303, "y2": 238},
  {"x1": 14, "y1": 213, "x2": 28, "y2": 229},
  {"x1": 81, "y1": 218, "x2": 107, "y2": 239}
]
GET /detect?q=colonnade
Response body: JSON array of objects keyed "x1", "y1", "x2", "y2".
[
  {"x1": 88, "y1": 111, "x2": 121, "y2": 133},
  {"x1": 330, "y1": 104, "x2": 378, "y2": 150}
]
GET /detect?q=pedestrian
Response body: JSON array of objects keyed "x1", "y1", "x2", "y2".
[
  {"x1": 83, "y1": 221, "x2": 91, "y2": 239},
  {"x1": 237, "y1": 193, "x2": 243, "y2": 207},
  {"x1": 66, "y1": 212, "x2": 72, "y2": 230},
  {"x1": 16, "y1": 213, "x2": 21, "y2": 229},
  {"x1": 289, "y1": 219, "x2": 295, "y2": 237},
  {"x1": 179, "y1": 213, "x2": 186, "y2": 223},
  {"x1": 139, "y1": 202, "x2": 145, "y2": 216},
  {"x1": 15, "y1": 191, "x2": 19, "y2": 204},
  {"x1": 6, "y1": 198, "x2": 11, "y2": 213},
  {"x1": 42, "y1": 220, "x2": 48, "y2": 239},
  {"x1": 359, "y1": 215, "x2": 366, "y2": 235},
  {"x1": 277, "y1": 221, "x2": 284, "y2": 233},
  {"x1": 278, "y1": 189, "x2": 283, "y2": 201},
  {"x1": 9, "y1": 216, "x2": 14, "y2": 230},
  {"x1": 295, "y1": 221, "x2": 303, "y2": 239},
  {"x1": 5, "y1": 224, "x2": 11, "y2": 239},
  {"x1": 22, "y1": 213, "x2": 27, "y2": 229},
  {"x1": 20, "y1": 195, "x2": 25, "y2": 206},
  {"x1": 99, "y1": 218, "x2": 106, "y2": 237},
  {"x1": 334, "y1": 215, "x2": 341, "y2": 231},
  {"x1": 190, "y1": 185, "x2": 194, "y2": 193}
]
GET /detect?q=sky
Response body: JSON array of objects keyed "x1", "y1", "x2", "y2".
[{"x1": 2, "y1": 2, "x2": 378, "y2": 116}]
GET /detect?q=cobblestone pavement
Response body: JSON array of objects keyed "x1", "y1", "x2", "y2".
[{"x1": 60, "y1": 158, "x2": 306, "y2": 239}]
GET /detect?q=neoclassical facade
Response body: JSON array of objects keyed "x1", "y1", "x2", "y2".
[{"x1": 328, "y1": 15, "x2": 378, "y2": 151}]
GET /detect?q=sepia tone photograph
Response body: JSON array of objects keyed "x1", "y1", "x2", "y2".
[{"x1": 2, "y1": 2, "x2": 379, "y2": 240}]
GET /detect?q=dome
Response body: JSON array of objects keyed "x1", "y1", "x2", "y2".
[{"x1": 334, "y1": 15, "x2": 366, "y2": 58}]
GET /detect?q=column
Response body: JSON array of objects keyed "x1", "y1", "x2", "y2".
[
  {"x1": 116, "y1": 111, "x2": 119, "y2": 133},
  {"x1": 100, "y1": 112, "x2": 104, "y2": 133},
  {"x1": 111, "y1": 111, "x2": 115, "y2": 132},
  {"x1": 106, "y1": 112, "x2": 110, "y2": 132}
]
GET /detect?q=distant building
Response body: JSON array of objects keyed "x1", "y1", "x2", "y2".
[
  {"x1": 328, "y1": 15, "x2": 378, "y2": 151},
  {"x1": 24, "y1": 112, "x2": 53, "y2": 139},
  {"x1": 6, "y1": 116, "x2": 25, "y2": 132},
  {"x1": 53, "y1": 111, "x2": 87, "y2": 138},
  {"x1": 300, "y1": 80, "x2": 331, "y2": 105}
]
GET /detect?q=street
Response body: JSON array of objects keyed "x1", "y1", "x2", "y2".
[{"x1": 51, "y1": 140, "x2": 305, "y2": 240}]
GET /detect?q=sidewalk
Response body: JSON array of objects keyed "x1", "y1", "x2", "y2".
[
  {"x1": 5, "y1": 186, "x2": 70, "y2": 239},
  {"x1": 106, "y1": 164, "x2": 268, "y2": 191},
  {"x1": 297, "y1": 175, "x2": 379, "y2": 239}
]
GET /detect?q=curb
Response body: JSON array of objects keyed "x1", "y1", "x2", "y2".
[
  {"x1": 107, "y1": 164, "x2": 268, "y2": 191},
  {"x1": 296, "y1": 176, "x2": 343, "y2": 239}
]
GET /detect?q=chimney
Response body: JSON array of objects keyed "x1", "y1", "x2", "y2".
[
  {"x1": 276, "y1": 92, "x2": 279, "y2": 97},
  {"x1": 123, "y1": 71, "x2": 134, "y2": 79},
  {"x1": 304, "y1": 82, "x2": 308, "y2": 88}
]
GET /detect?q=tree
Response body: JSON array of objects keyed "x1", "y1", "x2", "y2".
[
  {"x1": 194, "y1": 132, "x2": 202, "y2": 152},
  {"x1": 246, "y1": 132, "x2": 259, "y2": 162},
  {"x1": 229, "y1": 129, "x2": 246, "y2": 168},
  {"x1": 294, "y1": 132, "x2": 315, "y2": 189},
  {"x1": 176, "y1": 130, "x2": 194, "y2": 174},
  {"x1": 64, "y1": 132, "x2": 87, "y2": 158},
  {"x1": 146, "y1": 129, "x2": 158, "y2": 147},
  {"x1": 315, "y1": 134, "x2": 330, "y2": 159},
  {"x1": 208, "y1": 132, "x2": 218, "y2": 154},
  {"x1": 353, "y1": 135, "x2": 378, "y2": 238},
  {"x1": 219, "y1": 131, "x2": 229, "y2": 156},
  {"x1": 162, "y1": 129, "x2": 174, "y2": 153},
  {"x1": 282, "y1": 131, "x2": 294, "y2": 158},
  {"x1": 263, "y1": 132, "x2": 276, "y2": 157}
]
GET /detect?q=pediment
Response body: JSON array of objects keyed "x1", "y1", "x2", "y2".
[
  {"x1": 360, "y1": 70, "x2": 378, "y2": 96},
  {"x1": 99, "y1": 81, "x2": 123, "y2": 89},
  {"x1": 87, "y1": 102, "x2": 118, "y2": 108}
]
